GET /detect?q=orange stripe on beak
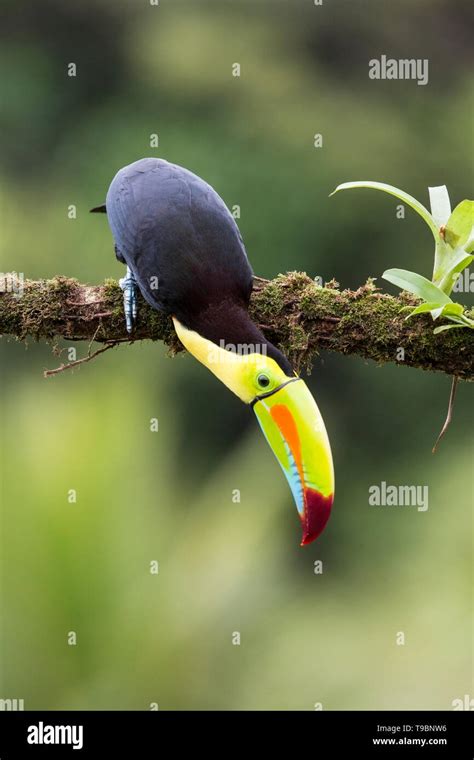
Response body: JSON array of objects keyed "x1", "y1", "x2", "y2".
[
  {"x1": 270, "y1": 403, "x2": 333, "y2": 545},
  {"x1": 270, "y1": 404, "x2": 305, "y2": 487}
]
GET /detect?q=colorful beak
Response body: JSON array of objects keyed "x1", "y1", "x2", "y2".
[{"x1": 253, "y1": 379, "x2": 334, "y2": 545}]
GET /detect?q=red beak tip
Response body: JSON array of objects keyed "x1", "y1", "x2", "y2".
[
  {"x1": 300, "y1": 489, "x2": 334, "y2": 546},
  {"x1": 299, "y1": 530, "x2": 320, "y2": 547}
]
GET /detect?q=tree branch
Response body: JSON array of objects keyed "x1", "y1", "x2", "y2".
[{"x1": 1, "y1": 272, "x2": 472, "y2": 380}]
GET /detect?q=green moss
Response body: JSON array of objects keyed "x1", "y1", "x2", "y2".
[{"x1": 1, "y1": 272, "x2": 473, "y2": 380}]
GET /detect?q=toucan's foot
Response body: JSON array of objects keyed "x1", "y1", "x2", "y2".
[{"x1": 119, "y1": 266, "x2": 138, "y2": 333}]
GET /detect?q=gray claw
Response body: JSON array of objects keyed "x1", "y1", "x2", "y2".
[{"x1": 119, "y1": 266, "x2": 138, "y2": 333}]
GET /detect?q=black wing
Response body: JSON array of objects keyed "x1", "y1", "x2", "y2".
[{"x1": 105, "y1": 158, "x2": 253, "y2": 326}]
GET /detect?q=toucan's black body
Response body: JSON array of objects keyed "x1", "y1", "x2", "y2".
[
  {"x1": 94, "y1": 158, "x2": 290, "y2": 367},
  {"x1": 92, "y1": 157, "x2": 335, "y2": 546}
]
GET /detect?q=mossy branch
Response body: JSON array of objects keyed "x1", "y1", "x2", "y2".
[{"x1": 0, "y1": 272, "x2": 473, "y2": 381}]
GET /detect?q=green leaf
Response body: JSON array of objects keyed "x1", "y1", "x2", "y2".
[
  {"x1": 428, "y1": 186, "x2": 451, "y2": 228},
  {"x1": 330, "y1": 181, "x2": 471, "y2": 297},
  {"x1": 434, "y1": 201, "x2": 474, "y2": 291},
  {"x1": 436, "y1": 250, "x2": 474, "y2": 295},
  {"x1": 432, "y1": 239, "x2": 453, "y2": 288},
  {"x1": 444, "y1": 229, "x2": 460, "y2": 247},
  {"x1": 403, "y1": 302, "x2": 469, "y2": 327},
  {"x1": 404, "y1": 302, "x2": 443, "y2": 318},
  {"x1": 330, "y1": 181, "x2": 439, "y2": 239},
  {"x1": 465, "y1": 230, "x2": 474, "y2": 255},
  {"x1": 439, "y1": 303, "x2": 465, "y2": 318},
  {"x1": 433, "y1": 324, "x2": 466, "y2": 334},
  {"x1": 429, "y1": 304, "x2": 470, "y2": 323},
  {"x1": 434, "y1": 307, "x2": 474, "y2": 329},
  {"x1": 457, "y1": 314, "x2": 474, "y2": 328},
  {"x1": 382, "y1": 268, "x2": 452, "y2": 304},
  {"x1": 430, "y1": 306, "x2": 445, "y2": 320},
  {"x1": 444, "y1": 200, "x2": 474, "y2": 249}
]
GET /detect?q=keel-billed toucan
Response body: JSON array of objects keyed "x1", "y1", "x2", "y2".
[{"x1": 91, "y1": 158, "x2": 334, "y2": 545}]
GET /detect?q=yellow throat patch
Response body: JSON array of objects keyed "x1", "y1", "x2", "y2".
[{"x1": 172, "y1": 317, "x2": 290, "y2": 404}]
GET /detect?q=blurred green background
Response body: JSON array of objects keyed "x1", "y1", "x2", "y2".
[{"x1": 0, "y1": 0, "x2": 472, "y2": 710}]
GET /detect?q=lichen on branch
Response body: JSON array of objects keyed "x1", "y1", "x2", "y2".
[{"x1": 0, "y1": 272, "x2": 472, "y2": 381}]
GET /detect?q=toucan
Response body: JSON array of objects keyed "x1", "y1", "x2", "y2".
[{"x1": 91, "y1": 158, "x2": 334, "y2": 545}]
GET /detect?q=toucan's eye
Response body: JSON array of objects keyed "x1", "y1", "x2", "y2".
[{"x1": 257, "y1": 373, "x2": 271, "y2": 389}]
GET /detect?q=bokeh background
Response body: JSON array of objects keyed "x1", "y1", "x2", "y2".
[{"x1": 0, "y1": 0, "x2": 472, "y2": 710}]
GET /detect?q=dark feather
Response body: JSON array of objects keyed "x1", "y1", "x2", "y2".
[{"x1": 104, "y1": 158, "x2": 253, "y2": 327}]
